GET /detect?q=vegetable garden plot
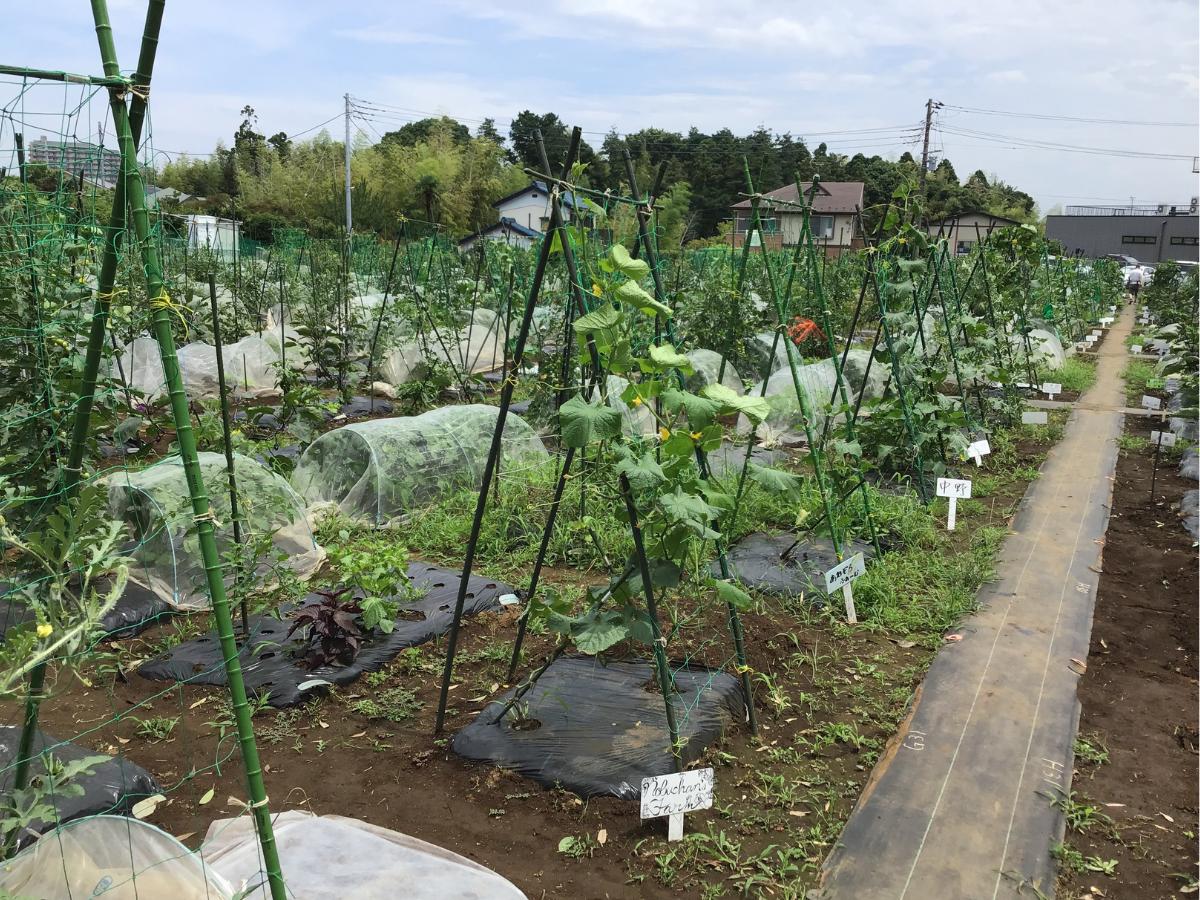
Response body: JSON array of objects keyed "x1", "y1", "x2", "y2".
[
  {"x1": 102, "y1": 453, "x2": 322, "y2": 610},
  {"x1": 139, "y1": 562, "x2": 514, "y2": 707},
  {"x1": 452, "y1": 655, "x2": 744, "y2": 799},
  {"x1": 0, "y1": 726, "x2": 159, "y2": 850},
  {"x1": 291, "y1": 404, "x2": 548, "y2": 524}
]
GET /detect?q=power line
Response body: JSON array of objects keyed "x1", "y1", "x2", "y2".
[
  {"x1": 943, "y1": 103, "x2": 1198, "y2": 128},
  {"x1": 936, "y1": 124, "x2": 1196, "y2": 160}
]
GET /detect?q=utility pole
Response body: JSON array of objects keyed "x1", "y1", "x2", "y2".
[
  {"x1": 919, "y1": 98, "x2": 937, "y2": 190},
  {"x1": 344, "y1": 93, "x2": 353, "y2": 242}
]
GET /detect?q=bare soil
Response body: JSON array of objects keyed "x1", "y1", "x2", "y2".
[{"x1": 1058, "y1": 414, "x2": 1199, "y2": 900}]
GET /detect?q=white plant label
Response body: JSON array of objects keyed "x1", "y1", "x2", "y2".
[
  {"x1": 1075, "y1": 342, "x2": 1089, "y2": 352},
  {"x1": 936, "y1": 477, "x2": 972, "y2": 531},
  {"x1": 1015, "y1": 381, "x2": 1031, "y2": 389},
  {"x1": 641, "y1": 768, "x2": 714, "y2": 841},
  {"x1": 1040, "y1": 382, "x2": 1062, "y2": 400},
  {"x1": 1022, "y1": 410, "x2": 1049, "y2": 426},
  {"x1": 823, "y1": 553, "x2": 866, "y2": 625},
  {"x1": 966, "y1": 438, "x2": 991, "y2": 467},
  {"x1": 1085, "y1": 335, "x2": 1097, "y2": 344},
  {"x1": 1141, "y1": 395, "x2": 1162, "y2": 411},
  {"x1": 1091, "y1": 329, "x2": 1102, "y2": 338},
  {"x1": 1100, "y1": 317, "x2": 1114, "y2": 326},
  {"x1": 1130, "y1": 345, "x2": 1142, "y2": 354},
  {"x1": 1150, "y1": 430, "x2": 1177, "y2": 448}
]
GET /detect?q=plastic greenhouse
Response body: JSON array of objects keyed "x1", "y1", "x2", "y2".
[
  {"x1": 291, "y1": 404, "x2": 549, "y2": 524},
  {"x1": 739, "y1": 349, "x2": 887, "y2": 441},
  {"x1": 102, "y1": 453, "x2": 323, "y2": 610}
]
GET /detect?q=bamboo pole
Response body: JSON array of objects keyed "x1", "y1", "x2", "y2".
[{"x1": 90, "y1": 3, "x2": 287, "y2": 896}]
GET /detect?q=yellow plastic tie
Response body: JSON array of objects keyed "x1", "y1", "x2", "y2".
[
  {"x1": 150, "y1": 290, "x2": 189, "y2": 339},
  {"x1": 95, "y1": 288, "x2": 128, "y2": 302}
]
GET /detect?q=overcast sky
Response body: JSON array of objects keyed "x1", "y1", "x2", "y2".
[{"x1": 3, "y1": 0, "x2": 1197, "y2": 211}]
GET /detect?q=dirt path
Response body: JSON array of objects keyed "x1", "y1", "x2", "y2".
[{"x1": 817, "y1": 312, "x2": 1133, "y2": 900}]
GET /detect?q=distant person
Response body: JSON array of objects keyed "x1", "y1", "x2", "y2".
[{"x1": 1126, "y1": 265, "x2": 1144, "y2": 301}]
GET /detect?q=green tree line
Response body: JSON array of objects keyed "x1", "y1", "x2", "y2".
[{"x1": 157, "y1": 107, "x2": 1037, "y2": 245}]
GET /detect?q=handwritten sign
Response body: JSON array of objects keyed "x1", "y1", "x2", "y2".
[
  {"x1": 936, "y1": 477, "x2": 973, "y2": 499},
  {"x1": 1040, "y1": 382, "x2": 1062, "y2": 400},
  {"x1": 1075, "y1": 342, "x2": 1090, "y2": 352},
  {"x1": 641, "y1": 768, "x2": 713, "y2": 841},
  {"x1": 823, "y1": 553, "x2": 866, "y2": 625},
  {"x1": 1022, "y1": 410, "x2": 1049, "y2": 425},
  {"x1": 1130, "y1": 344, "x2": 1142, "y2": 354},
  {"x1": 1141, "y1": 394, "x2": 1162, "y2": 411},
  {"x1": 966, "y1": 438, "x2": 991, "y2": 467},
  {"x1": 936, "y1": 478, "x2": 972, "y2": 531},
  {"x1": 1150, "y1": 430, "x2": 1177, "y2": 448}
]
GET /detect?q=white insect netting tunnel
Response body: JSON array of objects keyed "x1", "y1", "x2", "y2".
[
  {"x1": 102, "y1": 453, "x2": 322, "y2": 610},
  {"x1": 291, "y1": 404, "x2": 549, "y2": 524},
  {"x1": 740, "y1": 349, "x2": 887, "y2": 441},
  {"x1": 112, "y1": 335, "x2": 281, "y2": 401},
  {"x1": 685, "y1": 349, "x2": 744, "y2": 394}
]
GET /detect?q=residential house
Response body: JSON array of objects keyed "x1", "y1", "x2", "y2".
[
  {"x1": 729, "y1": 181, "x2": 864, "y2": 255},
  {"x1": 926, "y1": 211, "x2": 1021, "y2": 256},
  {"x1": 458, "y1": 180, "x2": 586, "y2": 252},
  {"x1": 458, "y1": 217, "x2": 542, "y2": 252}
]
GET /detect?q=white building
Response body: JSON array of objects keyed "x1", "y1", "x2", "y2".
[{"x1": 458, "y1": 181, "x2": 585, "y2": 251}]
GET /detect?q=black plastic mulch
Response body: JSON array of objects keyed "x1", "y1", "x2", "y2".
[
  {"x1": 0, "y1": 726, "x2": 160, "y2": 850},
  {"x1": 0, "y1": 579, "x2": 172, "y2": 643},
  {"x1": 717, "y1": 531, "x2": 875, "y2": 597},
  {"x1": 138, "y1": 562, "x2": 513, "y2": 707},
  {"x1": 452, "y1": 655, "x2": 745, "y2": 799}
]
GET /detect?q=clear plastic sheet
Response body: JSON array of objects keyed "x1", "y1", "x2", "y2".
[
  {"x1": 0, "y1": 728, "x2": 160, "y2": 850},
  {"x1": 175, "y1": 336, "x2": 280, "y2": 400},
  {"x1": 102, "y1": 453, "x2": 323, "y2": 610},
  {"x1": 0, "y1": 816, "x2": 233, "y2": 899},
  {"x1": 291, "y1": 404, "x2": 549, "y2": 524},
  {"x1": 1021, "y1": 328, "x2": 1065, "y2": 368},
  {"x1": 1180, "y1": 448, "x2": 1198, "y2": 482},
  {"x1": 202, "y1": 811, "x2": 526, "y2": 900},
  {"x1": 452, "y1": 655, "x2": 744, "y2": 799}
]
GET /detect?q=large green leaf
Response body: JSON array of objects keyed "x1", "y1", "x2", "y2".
[
  {"x1": 616, "y1": 280, "x2": 672, "y2": 319},
  {"x1": 661, "y1": 388, "x2": 720, "y2": 429},
  {"x1": 608, "y1": 243, "x2": 650, "y2": 280},
  {"x1": 659, "y1": 487, "x2": 721, "y2": 539},
  {"x1": 572, "y1": 303, "x2": 620, "y2": 335},
  {"x1": 559, "y1": 394, "x2": 622, "y2": 447},
  {"x1": 572, "y1": 609, "x2": 629, "y2": 654},
  {"x1": 701, "y1": 383, "x2": 771, "y2": 424},
  {"x1": 714, "y1": 580, "x2": 753, "y2": 610},
  {"x1": 615, "y1": 449, "x2": 666, "y2": 490},
  {"x1": 746, "y1": 462, "x2": 805, "y2": 498},
  {"x1": 646, "y1": 344, "x2": 694, "y2": 375}
]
